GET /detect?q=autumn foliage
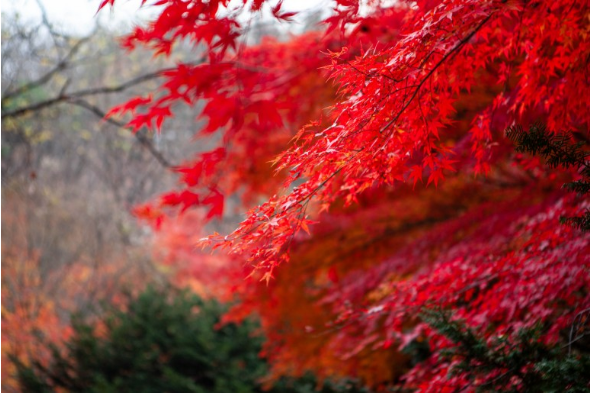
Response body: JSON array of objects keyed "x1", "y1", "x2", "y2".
[
  {"x1": 100, "y1": 0, "x2": 589, "y2": 391},
  {"x1": 1, "y1": 189, "x2": 157, "y2": 391}
]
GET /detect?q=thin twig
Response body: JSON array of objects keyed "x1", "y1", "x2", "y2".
[
  {"x1": 69, "y1": 98, "x2": 176, "y2": 169},
  {"x1": 380, "y1": 11, "x2": 494, "y2": 137},
  {"x1": 568, "y1": 307, "x2": 590, "y2": 356},
  {"x1": 1, "y1": 35, "x2": 90, "y2": 102}
]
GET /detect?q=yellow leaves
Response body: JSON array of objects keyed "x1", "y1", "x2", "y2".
[
  {"x1": 28, "y1": 129, "x2": 54, "y2": 144},
  {"x1": 80, "y1": 129, "x2": 93, "y2": 140}
]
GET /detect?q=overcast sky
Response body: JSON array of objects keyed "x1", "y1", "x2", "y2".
[
  {"x1": 2, "y1": 0, "x2": 157, "y2": 35},
  {"x1": 1, "y1": 0, "x2": 327, "y2": 36}
]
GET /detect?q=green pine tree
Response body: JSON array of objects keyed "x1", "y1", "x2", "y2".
[
  {"x1": 13, "y1": 287, "x2": 368, "y2": 393},
  {"x1": 506, "y1": 123, "x2": 589, "y2": 232}
]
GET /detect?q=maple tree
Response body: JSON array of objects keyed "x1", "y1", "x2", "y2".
[{"x1": 99, "y1": 0, "x2": 589, "y2": 391}]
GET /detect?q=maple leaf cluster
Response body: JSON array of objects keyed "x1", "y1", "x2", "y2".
[{"x1": 100, "y1": 0, "x2": 589, "y2": 390}]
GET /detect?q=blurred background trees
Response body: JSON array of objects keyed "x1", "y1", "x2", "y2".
[
  {"x1": 1, "y1": 6, "x2": 197, "y2": 390},
  {"x1": 14, "y1": 287, "x2": 369, "y2": 393},
  {"x1": 1, "y1": 4, "x2": 338, "y2": 391}
]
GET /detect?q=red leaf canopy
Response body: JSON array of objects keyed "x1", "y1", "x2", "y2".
[{"x1": 101, "y1": 0, "x2": 589, "y2": 390}]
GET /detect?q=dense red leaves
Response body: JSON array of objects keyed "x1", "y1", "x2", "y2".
[
  {"x1": 102, "y1": 0, "x2": 590, "y2": 390},
  {"x1": 110, "y1": 29, "x2": 351, "y2": 220},
  {"x1": 225, "y1": 176, "x2": 589, "y2": 388},
  {"x1": 201, "y1": 0, "x2": 588, "y2": 276}
]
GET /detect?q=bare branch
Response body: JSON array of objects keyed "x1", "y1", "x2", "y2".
[
  {"x1": 1, "y1": 68, "x2": 169, "y2": 119},
  {"x1": 68, "y1": 98, "x2": 176, "y2": 169},
  {"x1": 34, "y1": 0, "x2": 68, "y2": 41},
  {"x1": 1, "y1": 27, "x2": 91, "y2": 102}
]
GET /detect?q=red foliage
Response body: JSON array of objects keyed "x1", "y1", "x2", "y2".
[{"x1": 102, "y1": 0, "x2": 589, "y2": 390}]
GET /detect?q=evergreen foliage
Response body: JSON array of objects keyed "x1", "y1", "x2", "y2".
[
  {"x1": 422, "y1": 309, "x2": 590, "y2": 392},
  {"x1": 506, "y1": 123, "x2": 590, "y2": 231},
  {"x1": 14, "y1": 287, "x2": 368, "y2": 393}
]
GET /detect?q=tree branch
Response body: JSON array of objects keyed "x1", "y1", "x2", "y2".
[
  {"x1": 1, "y1": 68, "x2": 174, "y2": 119},
  {"x1": 381, "y1": 11, "x2": 494, "y2": 136},
  {"x1": 1, "y1": 18, "x2": 93, "y2": 102},
  {"x1": 68, "y1": 98, "x2": 176, "y2": 169}
]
